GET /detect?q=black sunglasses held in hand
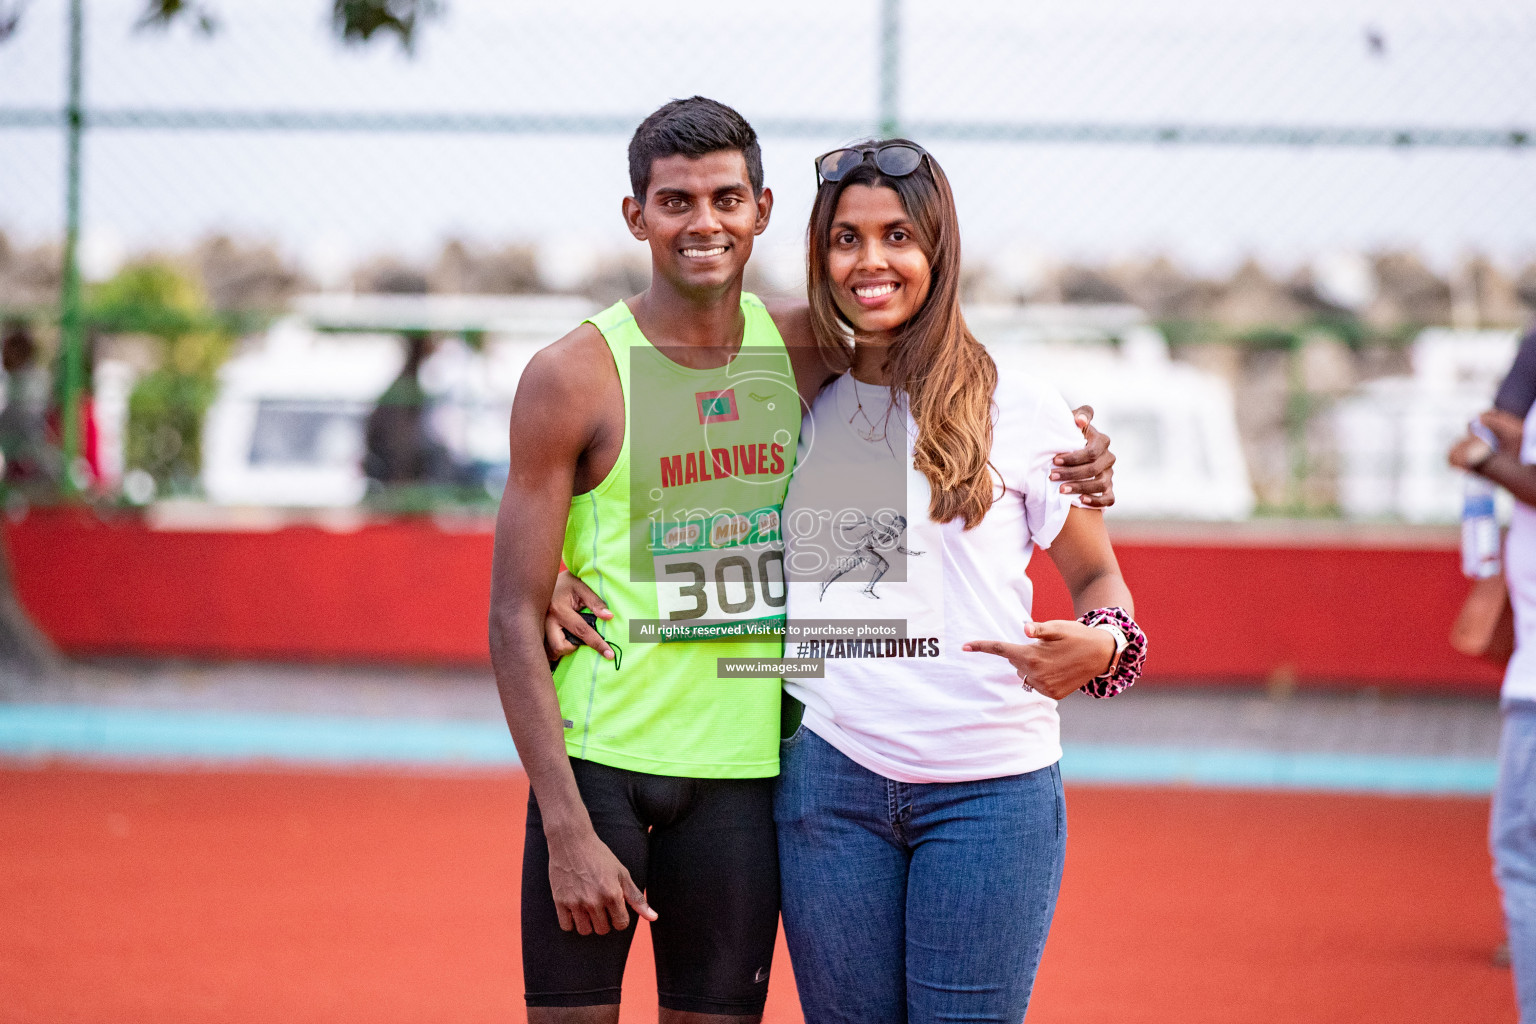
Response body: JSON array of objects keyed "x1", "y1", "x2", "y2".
[{"x1": 815, "y1": 142, "x2": 929, "y2": 185}]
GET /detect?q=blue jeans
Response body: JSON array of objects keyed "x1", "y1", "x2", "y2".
[
  {"x1": 1494, "y1": 704, "x2": 1536, "y2": 1022},
  {"x1": 775, "y1": 727, "x2": 1066, "y2": 1024}
]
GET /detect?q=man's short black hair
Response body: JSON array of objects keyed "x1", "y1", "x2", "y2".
[{"x1": 628, "y1": 96, "x2": 763, "y2": 202}]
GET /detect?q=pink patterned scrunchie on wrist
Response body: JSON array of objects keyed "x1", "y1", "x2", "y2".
[{"x1": 1077, "y1": 606, "x2": 1147, "y2": 699}]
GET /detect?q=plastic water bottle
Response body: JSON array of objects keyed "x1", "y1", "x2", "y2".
[{"x1": 1461, "y1": 421, "x2": 1501, "y2": 579}]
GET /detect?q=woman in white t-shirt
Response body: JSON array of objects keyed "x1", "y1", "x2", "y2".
[{"x1": 772, "y1": 141, "x2": 1146, "y2": 1023}]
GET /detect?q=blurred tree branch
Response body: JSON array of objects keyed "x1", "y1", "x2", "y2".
[
  {"x1": 0, "y1": 0, "x2": 441, "y2": 49},
  {"x1": 136, "y1": 0, "x2": 220, "y2": 36},
  {"x1": 0, "y1": 1, "x2": 24, "y2": 44},
  {"x1": 331, "y1": 0, "x2": 440, "y2": 53},
  {"x1": 134, "y1": 0, "x2": 440, "y2": 51}
]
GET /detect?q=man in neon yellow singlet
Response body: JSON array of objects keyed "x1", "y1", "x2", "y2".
[{"x1": 489, "y1": 97, "x2": 1117, "y2": 1024}]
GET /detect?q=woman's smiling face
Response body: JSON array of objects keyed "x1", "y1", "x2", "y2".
[{"x1": 826, "y1": 184, "x2": 932, "y2": 340}]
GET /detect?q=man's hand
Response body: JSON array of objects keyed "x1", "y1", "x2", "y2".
[
  {"x1": 1052, "y1": 406, "x2": 1115, "y2": 508},
  {"x1": 548, "y1": 829, "x2": 657, "y2": 935},
  {"x1": 963, "y1": 619, "x2": 1117, "y2": 700},
  {"x1": 544, "y1": 571, "x2": 615, "y2": 663}
]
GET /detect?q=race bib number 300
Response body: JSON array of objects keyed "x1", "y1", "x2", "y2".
[{"x1": 650, "y1": 506, "x2": 786, "y2": 640}]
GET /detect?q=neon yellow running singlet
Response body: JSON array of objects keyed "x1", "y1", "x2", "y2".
[{"x1": 553, "y1": 294, "x2": 799, "y2": 778}]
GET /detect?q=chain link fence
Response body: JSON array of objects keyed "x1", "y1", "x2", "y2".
[{"x1": 1, "y1": 0, "x2": 1534, "y2": 518}]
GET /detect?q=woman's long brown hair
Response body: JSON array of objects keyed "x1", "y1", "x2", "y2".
[{"x1": 806, "y1": 142, "x2": 999, "y2": 528}]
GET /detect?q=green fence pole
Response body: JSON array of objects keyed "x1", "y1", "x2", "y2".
[
  {"x1": 58, "y1": 0, "x2": 85, "y2": 495},
  {"x1": 878, "y1": 0, "x2": 900, "y2": 138}
]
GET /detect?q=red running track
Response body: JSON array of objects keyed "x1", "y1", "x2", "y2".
[{"x1": 0, "y1": 768, "x2": 1517, "y2": 1024}]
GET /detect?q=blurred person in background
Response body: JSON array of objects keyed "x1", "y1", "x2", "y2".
[
  {"x1": 363, "y1": 330, "x2": 458, "y2": 486},
  {"x1": 498, "y1": 98, "x2": 1119, "y2": 1023},
  {"x1": 0, "y1": 323, "x2": 53, "y2": 484},
  {"x1": 44, "y1": 331, "x2": 101, "y2": 491},
  {"x1": 1449, "y1": 320, "x2": 1536, "y2": 1022}
]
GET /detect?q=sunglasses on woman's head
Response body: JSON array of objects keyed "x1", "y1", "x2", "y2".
[{"x1": 815, "y1": 142, "x2": 929, "y2": 185}]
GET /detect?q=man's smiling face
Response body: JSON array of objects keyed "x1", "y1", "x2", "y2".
[{"x1": 626, "y1": 150, "x2": 771, "y2": 297}]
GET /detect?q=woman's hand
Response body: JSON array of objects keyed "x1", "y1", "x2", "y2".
[
  {"x1": 1051, "y1": 406, "x2": 1115, "y2": 508},
  {"x1": 544, "y1": 571, "x2": 615, "y2": 664},
  {"x1": 964, "y1": 620, "x2": 1116, "y2": 700}
]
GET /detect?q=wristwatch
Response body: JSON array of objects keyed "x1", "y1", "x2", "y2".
[{"x1": 1092, "y1": 622, "x2": 1129, "y2": 674}]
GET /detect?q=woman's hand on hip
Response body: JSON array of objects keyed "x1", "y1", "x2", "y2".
[{"x1": 964, "y1": 620, "x2": 1117, "y2": 700}]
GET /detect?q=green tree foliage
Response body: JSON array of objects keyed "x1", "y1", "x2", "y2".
[{"x1": 90, "y1": 263, "x2": 232, "y2": 494}]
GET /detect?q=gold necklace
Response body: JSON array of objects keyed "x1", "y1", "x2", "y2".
[{"x1": 847, "y1": 375, "x2": 891, "y2": 444}]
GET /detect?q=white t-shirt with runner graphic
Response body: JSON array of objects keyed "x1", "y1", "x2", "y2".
[{"x1": 782, "y1": 368, "x2": 1085, "y2": 784}]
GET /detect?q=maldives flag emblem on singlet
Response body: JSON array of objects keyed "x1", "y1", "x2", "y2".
[{"x1": 697, "y1": 389, "x2": 740, "y2": 424}]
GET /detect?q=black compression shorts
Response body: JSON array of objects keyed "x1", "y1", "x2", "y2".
[{"x1": 521, "y1": 757, "x2": 780, "y2": 1014}]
